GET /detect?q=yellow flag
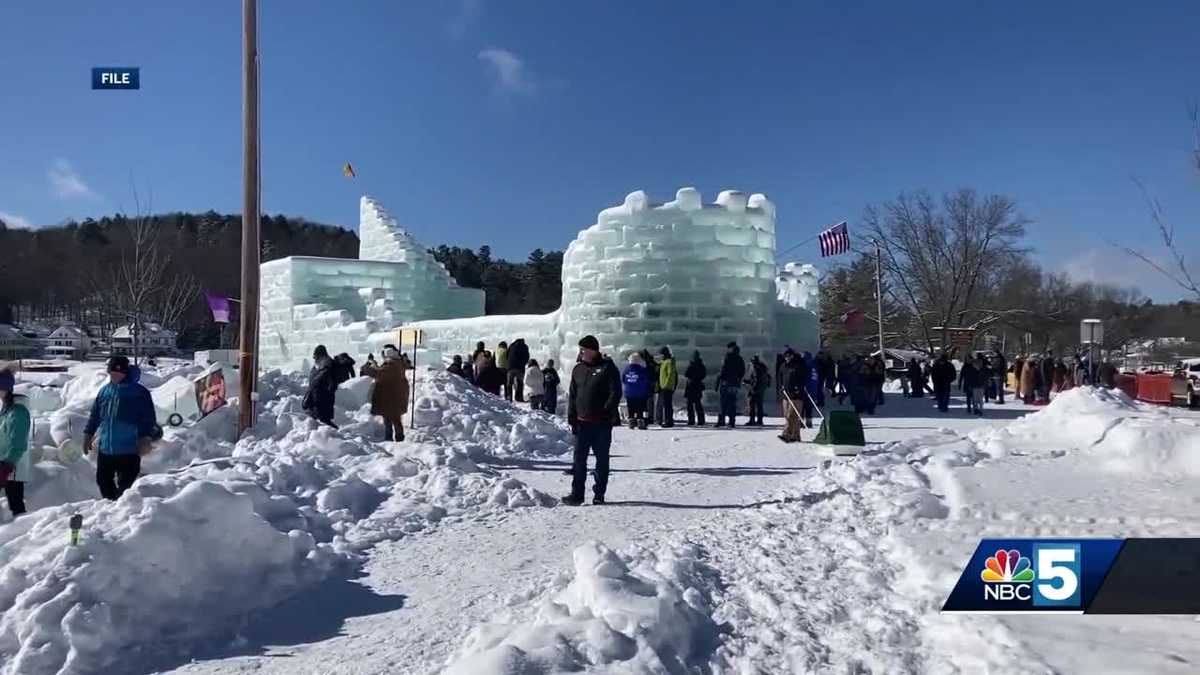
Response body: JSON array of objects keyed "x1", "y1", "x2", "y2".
[{"x1": 343, "y1": 163, "x2": 356, "y2": 178}]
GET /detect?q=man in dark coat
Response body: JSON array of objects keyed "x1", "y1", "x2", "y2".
[
  {"x1": 684, "y1": 351, "x2": 707, "y2": 426},
  {"x1": 507, "y1": 338, "x2": 530, "y2": 402},
  {"x1": 992, "y1": 350, "x2": 1007, "y2": 404},
  {"x1": 564, "y1": 335, "x2": 623, "y2": 506},
  {"x1": 304, "y1": 345, "x2": 339, "y2": 428},
  {"x1": 907, "y1": 358, "x2": 925, "y2": 398},
  {"x1": 778, "y1": 349, "x2": 806, "y2": 442},
  {"x1": 930, "y1": 352, "x2": 957, "y2": 413},
  {"x1": 744, "y1": 355, "x2": 770, "y2": 426},
  {"x1": 715, "y1": 342, "x2": 746, "y2": 428},
  {"x1": 1040, "y1": 350, "x2": 1057, "y2": 402}
]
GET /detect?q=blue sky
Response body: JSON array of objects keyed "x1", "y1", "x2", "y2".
[{"x1": 2, "y1": 1, "x2": 1198, "y2": 300}]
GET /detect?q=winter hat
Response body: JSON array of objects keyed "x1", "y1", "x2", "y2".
[
  {"x1": 383, "y1": 347, "x2": 401, "y2": 360},
  {"x1": 629, "y1": 353, "x2": 645, "y2": 366},
  {"x1": 659, "y1": 346, "x2": 671, "y2": 357},
  {"x1": 578, "y1": 335, "x2": 600, "y2": 351},
  {"x1": 0, "y1": 368, "x2": 14, "y2": 392},
  {"x1": 107, "y1": 355, "x2": 130, "y2": 374}
]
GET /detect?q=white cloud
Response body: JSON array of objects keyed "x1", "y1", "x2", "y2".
[
  {"x1": 1059, "y1": 246, "x2": 1198, "y2": 302},
  {"x1": 478, "y1": 48, "x2": 537, "y2": 94},
  {"x1": 448, "y1": 0, "x2": 482, "y2": 39},
  {"x1": 0, "y1": 211, "x2": 33, "y2": 229},
  {"x1": 48, "y1": 158, "x2": 99, "y2": 200}
]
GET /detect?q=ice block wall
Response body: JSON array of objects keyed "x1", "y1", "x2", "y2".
[
  {"x1": 257, "y1": 197, "x2": 484, "y2": 372},
  {"x1": 775, "y1": 262, "x2": 821, "y2": 355},
  {"x1": 556, "y1": 187, "x2": 779, "y2": 370},
  {"x1": 406, "y1": 187, "x2": 814, "y2": 394}
]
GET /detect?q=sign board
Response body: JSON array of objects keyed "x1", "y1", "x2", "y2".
[
  {"x1": 397, "y1": 328, "x2": 424, "y2": 348},
  {"x1": 1080, "y1": 319, "x2": 1104, "y2": 345},
  {"x1": 933, "y1": 326, "x2": 976, "y2": 348},
  {"x1": 195, "y1": 367, "x2": 228, "y2": 418}
]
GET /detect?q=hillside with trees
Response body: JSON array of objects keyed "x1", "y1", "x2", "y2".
[{"x1": 0, "y1": 213, "x2": 566, "y2": 350}]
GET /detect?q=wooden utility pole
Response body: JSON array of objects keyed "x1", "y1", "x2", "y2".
[
  {"x1": 874, "y1": 239, "x2": 885, "y2": 358},
  {"x1": 238, "y1": 0, "x2": 260, "y2": 435}
]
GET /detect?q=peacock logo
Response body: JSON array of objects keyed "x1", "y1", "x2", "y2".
[{"x1": 981, "y1": 549, "x2": 1035, "y2": 583}]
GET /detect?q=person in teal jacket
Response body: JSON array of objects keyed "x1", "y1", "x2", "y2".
[
  {"x1": 84, "y1": 356, "x2": 158, "y2": 500},
  {"x1": 0, "y1": 368, "x2": 31, "y2": 517}
]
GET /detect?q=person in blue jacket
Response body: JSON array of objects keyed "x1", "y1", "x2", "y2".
[
  {"x1": 84, "y1": 356, "x2": 159, "y2": 500},
  {"x1": 0, "y1": 368, "x2": 32, "y2": 517},
  {"x1": 622, "y1": 352, "x2": 652, "y2": 430}
]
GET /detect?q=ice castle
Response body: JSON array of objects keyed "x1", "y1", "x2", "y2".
[{"x1": 259, "y1": 189, "x2": 819, "y2": 376}]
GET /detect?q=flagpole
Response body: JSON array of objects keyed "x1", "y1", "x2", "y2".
[
  {"x1": 874, "y1": 239, "x2": 885, "y2": 358},
  {"x1": 238, "y1": 0, "x2": 261, "y2": 436}
]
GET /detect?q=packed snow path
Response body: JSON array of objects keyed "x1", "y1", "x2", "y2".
[{"x1": 170, "y1": 395, "x2": 1034, "y2": 675}]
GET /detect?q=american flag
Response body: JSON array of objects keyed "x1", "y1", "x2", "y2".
[{"x1": 818, "y1": 221, "x2": 850, "y2": 257}]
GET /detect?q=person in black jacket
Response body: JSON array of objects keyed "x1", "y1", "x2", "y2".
[
  {"x1": 716, "y1": 342, "x2": 746, "y2": 428},
  {"x1": 304, "y1": 345, "x2": 339, "y2": 428},
  {"x1": 906, "y1": 358, "x2": 924, "y2": 398},
  {"x1": 683, "y1": 351, "x2": 707, "y2": 426},
  {"x1": 1040, "y1": 350, "x2": 1056, "y2": 403},
  {"x1": 506, "y1": 338, "x2": 530, "y2": 402},
  {"x1": 778, "y1": 349, "x2": 806, "y2": 442},
  {"x1": 959, "y1": 356, "x2": 985, "y2": 415},
  {"x1": 990, "y1": 350, "x2": 1007, "y2": 404},
  {"x1": 564, "y1": 335, "x2": 622, "y2": 506},
  {"x1": 930, "y1": 352, "x2": 957, "y2": 413},
  {"x1": 542, "y1": 360, "x2": 561, "y2": 414},
  {"x1": 744, "y1": 355, "x2": 770, "y2": 426}
]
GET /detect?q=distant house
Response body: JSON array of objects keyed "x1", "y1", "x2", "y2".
[
  {"x1": 0, "y1": 325, "x2": 38, "y2": 360},
  {"x1": 45, "y1": 324, "x2": 92, "y2": 360},
  {"x1": 111, "y1": 323, "x2": 178, "y2": 357},
  {"x1": 17, "y1": 325, "x2": 50, "y2": 358}
]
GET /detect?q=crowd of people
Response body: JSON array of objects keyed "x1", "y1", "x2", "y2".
[{"x1": 297, "y1": 333, "x2": 1133, "y2": 507}]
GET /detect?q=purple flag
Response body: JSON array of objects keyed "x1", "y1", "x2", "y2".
[{"x1": 205, "y1": 291, "x2": 231, "y2": 324}]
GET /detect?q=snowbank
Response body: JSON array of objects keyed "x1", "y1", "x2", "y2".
[
  {"x1": 447, "y1": 541, "x2": 720, "y2": 674},
  {"x1": 0, "y1": 481, "x2": 336, "y2": 675},
  {"x1": 0, "y1": 365, "x2": 566, "y2": 674},
  {"x1": 971, "y1": 387, "x2": 1200, "y2": 475}
]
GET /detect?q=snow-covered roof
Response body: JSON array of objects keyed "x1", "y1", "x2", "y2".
[
  {"x1": 112, "y1": 323, "x2": 175, "y2": 339},
  {"x1": 50, "y1": 325, "x2": 86, "y2": 339}
]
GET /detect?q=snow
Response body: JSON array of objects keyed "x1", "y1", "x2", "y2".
[
  {"x1": 7, "y1": 363, "x2": 1200, "y2": 674},
  {"x1": 0, "y1": 367, "x2": 565, "y2": 674}
]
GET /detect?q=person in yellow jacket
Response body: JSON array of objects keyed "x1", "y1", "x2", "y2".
[
  {"x1": 495, "y1": 341, "x2": 510, "y2": 399},
  {"x1": 656, "y1": 347, "x2": 678, "y2": 428}
]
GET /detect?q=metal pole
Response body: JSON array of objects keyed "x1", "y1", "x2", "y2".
[
  {"x1": 410, "y1": 341, "x2": 418, "y2": 430},
  {"x1": 874, "y1": 240, "x2": 885, "y2": 357},
  {"x1": 237, "y1": 0, "x2": 260, "y2": 436}
]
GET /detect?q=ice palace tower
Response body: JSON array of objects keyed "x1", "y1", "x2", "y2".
[{"x1": 258, "y1": 189, "x2": 819, "y2": 374}]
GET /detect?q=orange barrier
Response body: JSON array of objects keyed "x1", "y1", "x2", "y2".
[
  {"x1": 1115, "y1": 373, "x2": 1138, "y2": 399},
  {"x1": 1135, "y1": 373, "x2": 1174, "y2": 404}
]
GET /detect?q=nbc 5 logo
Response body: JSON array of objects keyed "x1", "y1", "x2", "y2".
[{"x1": 980, "y1": 544, "x2": 1081, "y2": 607}]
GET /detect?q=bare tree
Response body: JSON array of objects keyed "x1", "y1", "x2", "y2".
[
  {"x1": 863, "y1": 189, "x2": 1030, "y2": 352},
  {"x1": 105, "y1": 184, "x2": 198, "y2": 359},
  {"x1": 1121, "y1": 104, "x2": 1200, "y2": 301}
]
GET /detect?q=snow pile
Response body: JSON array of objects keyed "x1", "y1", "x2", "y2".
[
  {"x1": 447, "y1": 424, "x2": 1053, "y2": 673},
  {"x1": 446, "y1": 541, "x2": 720, "y2": 674},
  {"x1": 0, "y1": 366, "x2": 563, "y2": 673},
  {"x1": 408, "y1": 369, "x2": 574, "y2": 460},
  {"x1": 971, "y1": 387, "x2": 1200, "y2": 475},
  {"x1": 0, "y1": 481, "x2": 337, "y2": 675},
  {"x1": 12, "y1": 384, "x2": 63, "y2": 414}
]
